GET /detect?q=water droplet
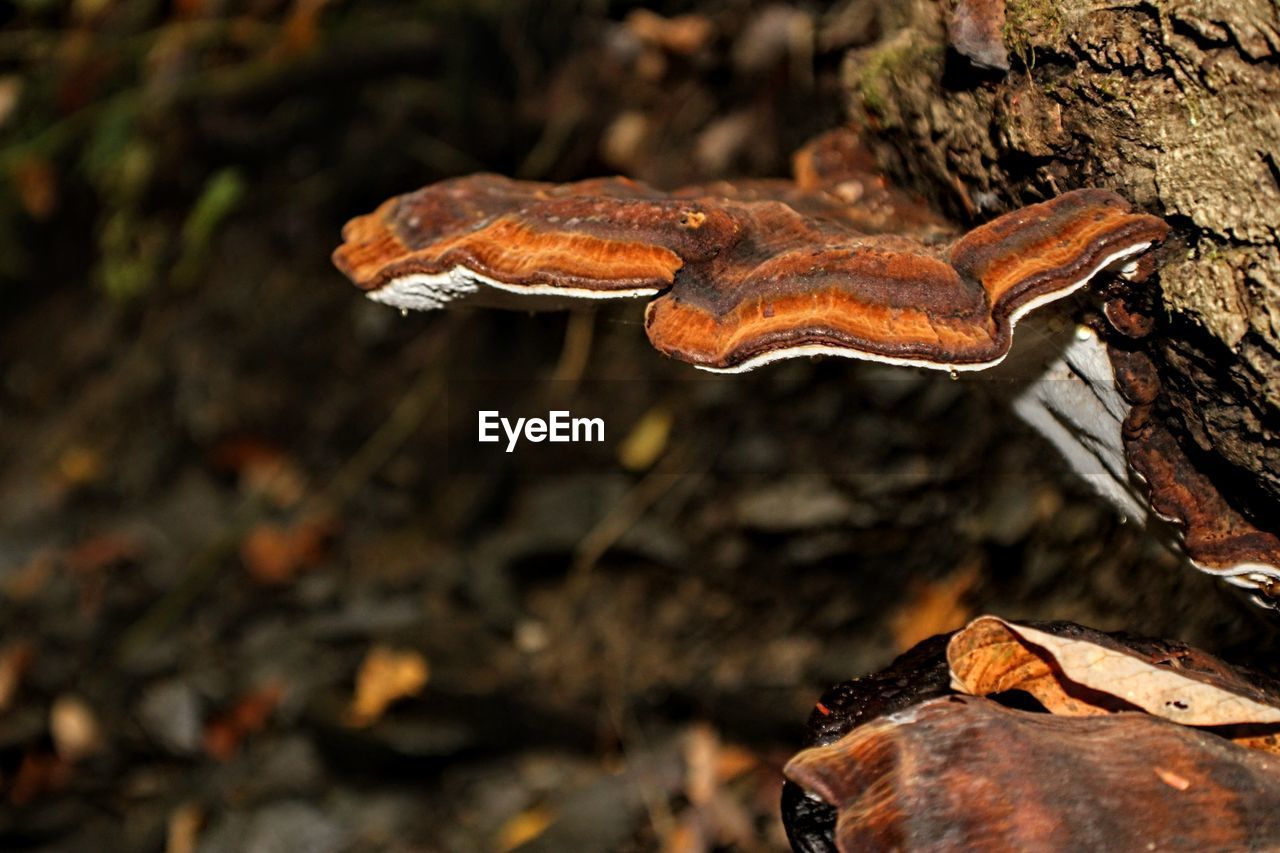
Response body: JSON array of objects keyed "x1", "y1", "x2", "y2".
[
  {"x1": 400, "y1": 308, "x2": 409, "y2": 318},
  {"x1": 949, "y1": 369, "x2": 958, "y2": 381}
]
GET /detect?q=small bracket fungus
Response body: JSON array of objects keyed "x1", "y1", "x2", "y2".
[
  {"x1": 332, "y1": 131, "x2": 1167, "y2": 374},
  {"x1": 1005, "y1": 284, "x2": 1280, "y2": 605},
  {"x1": 783, "y1": 616, "x2": 1280, "y2": 852},
  {"x1": 1021, "y1": 274, "x2": 1280, "y2": 605},
  {"x1": 1124, "y1": 399, "x2": 1280, "y2": 603}
]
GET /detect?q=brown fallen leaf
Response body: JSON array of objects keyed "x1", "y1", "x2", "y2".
[
  {"x1": 166, "y1": 802, "x2": 203, "y2": 853},
  {"x1": 495, "y1": 805, "x2": 555, "y2": 853},
  {"x1": 7, "y1": 750, "x2": 72, "y2": 806},
  {"x1": 345, "y1": 646, "x2": 429, "y2": 727},
  {"x1": 0, "y1": 642, "x2": 33, "y2": 712},
  {"x1": 210, "y1": 436, "x2": 308, "y2": 507},
  {"x1": 785, "y1": 696, "x2": 1280, "y2": 852},
  {"x1": 240, "y1": 516, "x2": 334, "y2": 585},
  {"x1": 888, "y1": 561, "x2": 981, "y2": 653},
  {"x1": 946, "y1": 615, "x2": 1113, "y2": 717},
  {"x1": 202, "y1": 680, "x2": 283, "y2": 761},
  {"x1": 948, "y1": 616, "x2": 1280, "y2": 728},
  {"x1": 50, "y1": 694, "x2": 103, "y2": 763},
  {"x1": 65, "y1": 532, "x2": 145, "y2": 574},
  {"x1": 618, "y1": 406, "x2": 673, "y2": 472}
]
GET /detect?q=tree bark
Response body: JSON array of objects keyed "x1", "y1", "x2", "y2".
[{"x1": 834, "y1": 0, "x2": 1280, "y2": 517}]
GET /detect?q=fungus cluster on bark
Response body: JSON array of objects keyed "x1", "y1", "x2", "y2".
[
  {"x1": 332, "y1": 125, "x2": 1280, "y2": 603},
  {"x1": 331, "y1": 106, "x2": 1280, "y2": 851}
]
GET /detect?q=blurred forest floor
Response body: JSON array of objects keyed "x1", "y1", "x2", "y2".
[{"x1": 0, "y1": 2, "x2": 1276, "y2": 851}]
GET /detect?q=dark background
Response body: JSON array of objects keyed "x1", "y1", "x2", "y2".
[{"x1": 0, "y1": 2, "x2": 1274, "y2": 851}]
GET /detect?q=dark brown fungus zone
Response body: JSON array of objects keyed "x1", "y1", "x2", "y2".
[
  {"x1": 1125, "y1": 408, "x2": 1280, "y2": 597},
  {"x1": 1104, "y1": 337, "x2": 1280, "y2": 602},
  {"x1": 783, "y1": 617, "x2": 1280, "y2": 853},
  {"x1": 332, "y1": 131, "x2": 1168, "y2": 373}
]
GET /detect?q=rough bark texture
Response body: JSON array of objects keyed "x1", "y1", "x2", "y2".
[{"x1": 833, "y1": 0, "x2": 1280, "y2": 517}]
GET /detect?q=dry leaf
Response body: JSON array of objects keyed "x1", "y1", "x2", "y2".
[
  {"x1": 55, "y1": 446, "x2": 103, "y2": 488},
  {"x1": 888, "y1": 562, "x2": 980, "y2": 653},
  {"x1": 166, "y1": 802, "x2": 203, "y2": 853},
  {"x1": 946, "y1": 615, "x2": 1113, "y2": 717},
  {"x1": 202, "y1": 681, "x2": 283, "y2": 761},
  {"x1": 0, "y1": 642, "x2": 33, "y2": 712},
  {"x1": 949, "y1": 616, "x2": 1280, "y2": 728},
  {"x1": 50, "y1": 694, "x2": 102, "y2": 762},
  {"x1": 65, "y1": 532, "x2": 145, "y2": 574},
  {"x1": 240, "y1": 516, "x2": 333, "y2": 585},
  {"x1": 346, "y1": 646, "x2": 429, "y2": 727},
  {"x1": 618, "y1": 406, "x2": 673, "y2": 471},
  {"x1": 495, "y1": 805, "x2": 555, "y2": 852}
]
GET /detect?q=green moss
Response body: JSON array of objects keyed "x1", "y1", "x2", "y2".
[
  {"x1": 852, "y1": 31, "x2": 938, "y2": 118},
  {"x1": 1092, "y1": 76, "x2": 1122, "y2": 101},
  {"x1": 1004, "y1": 0, "x2": 1065, "y2": 68}
]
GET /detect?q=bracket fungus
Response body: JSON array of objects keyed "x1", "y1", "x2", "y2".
[
  {"x1": 332, "y1": 131, "x2": 1167, "y2": 373},
  {"x1": 783, "y1": 616, "x2": 1280, "y2": 853},
  {"x1": 330, "y1": 129, "x2": 1280, "y2": 602},
  {"x1": 1113, "y1": 344, "x2": 1280, "y2": 603},
  {"x1": 1008, "y1": 289, "x2": 1280, "y2": 604}
]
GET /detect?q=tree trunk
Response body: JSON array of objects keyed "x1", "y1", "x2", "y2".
[{"x1": 835, "y1": 0, "x2": 1280, "y2": 518}]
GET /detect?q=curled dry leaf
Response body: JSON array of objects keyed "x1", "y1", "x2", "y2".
[
  {"x1": 346, "y1": 645, "x2": 430, "y2": 728},
  {"x1": 784, "y1": 695, "x2": 1280, "y2": 853},
  {"x1": 948, "y1": 615, "x2": 1280, "y2": 730},
  {"x1": 332, "y1": 130, "x2": 1167, "y2": 374}
]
